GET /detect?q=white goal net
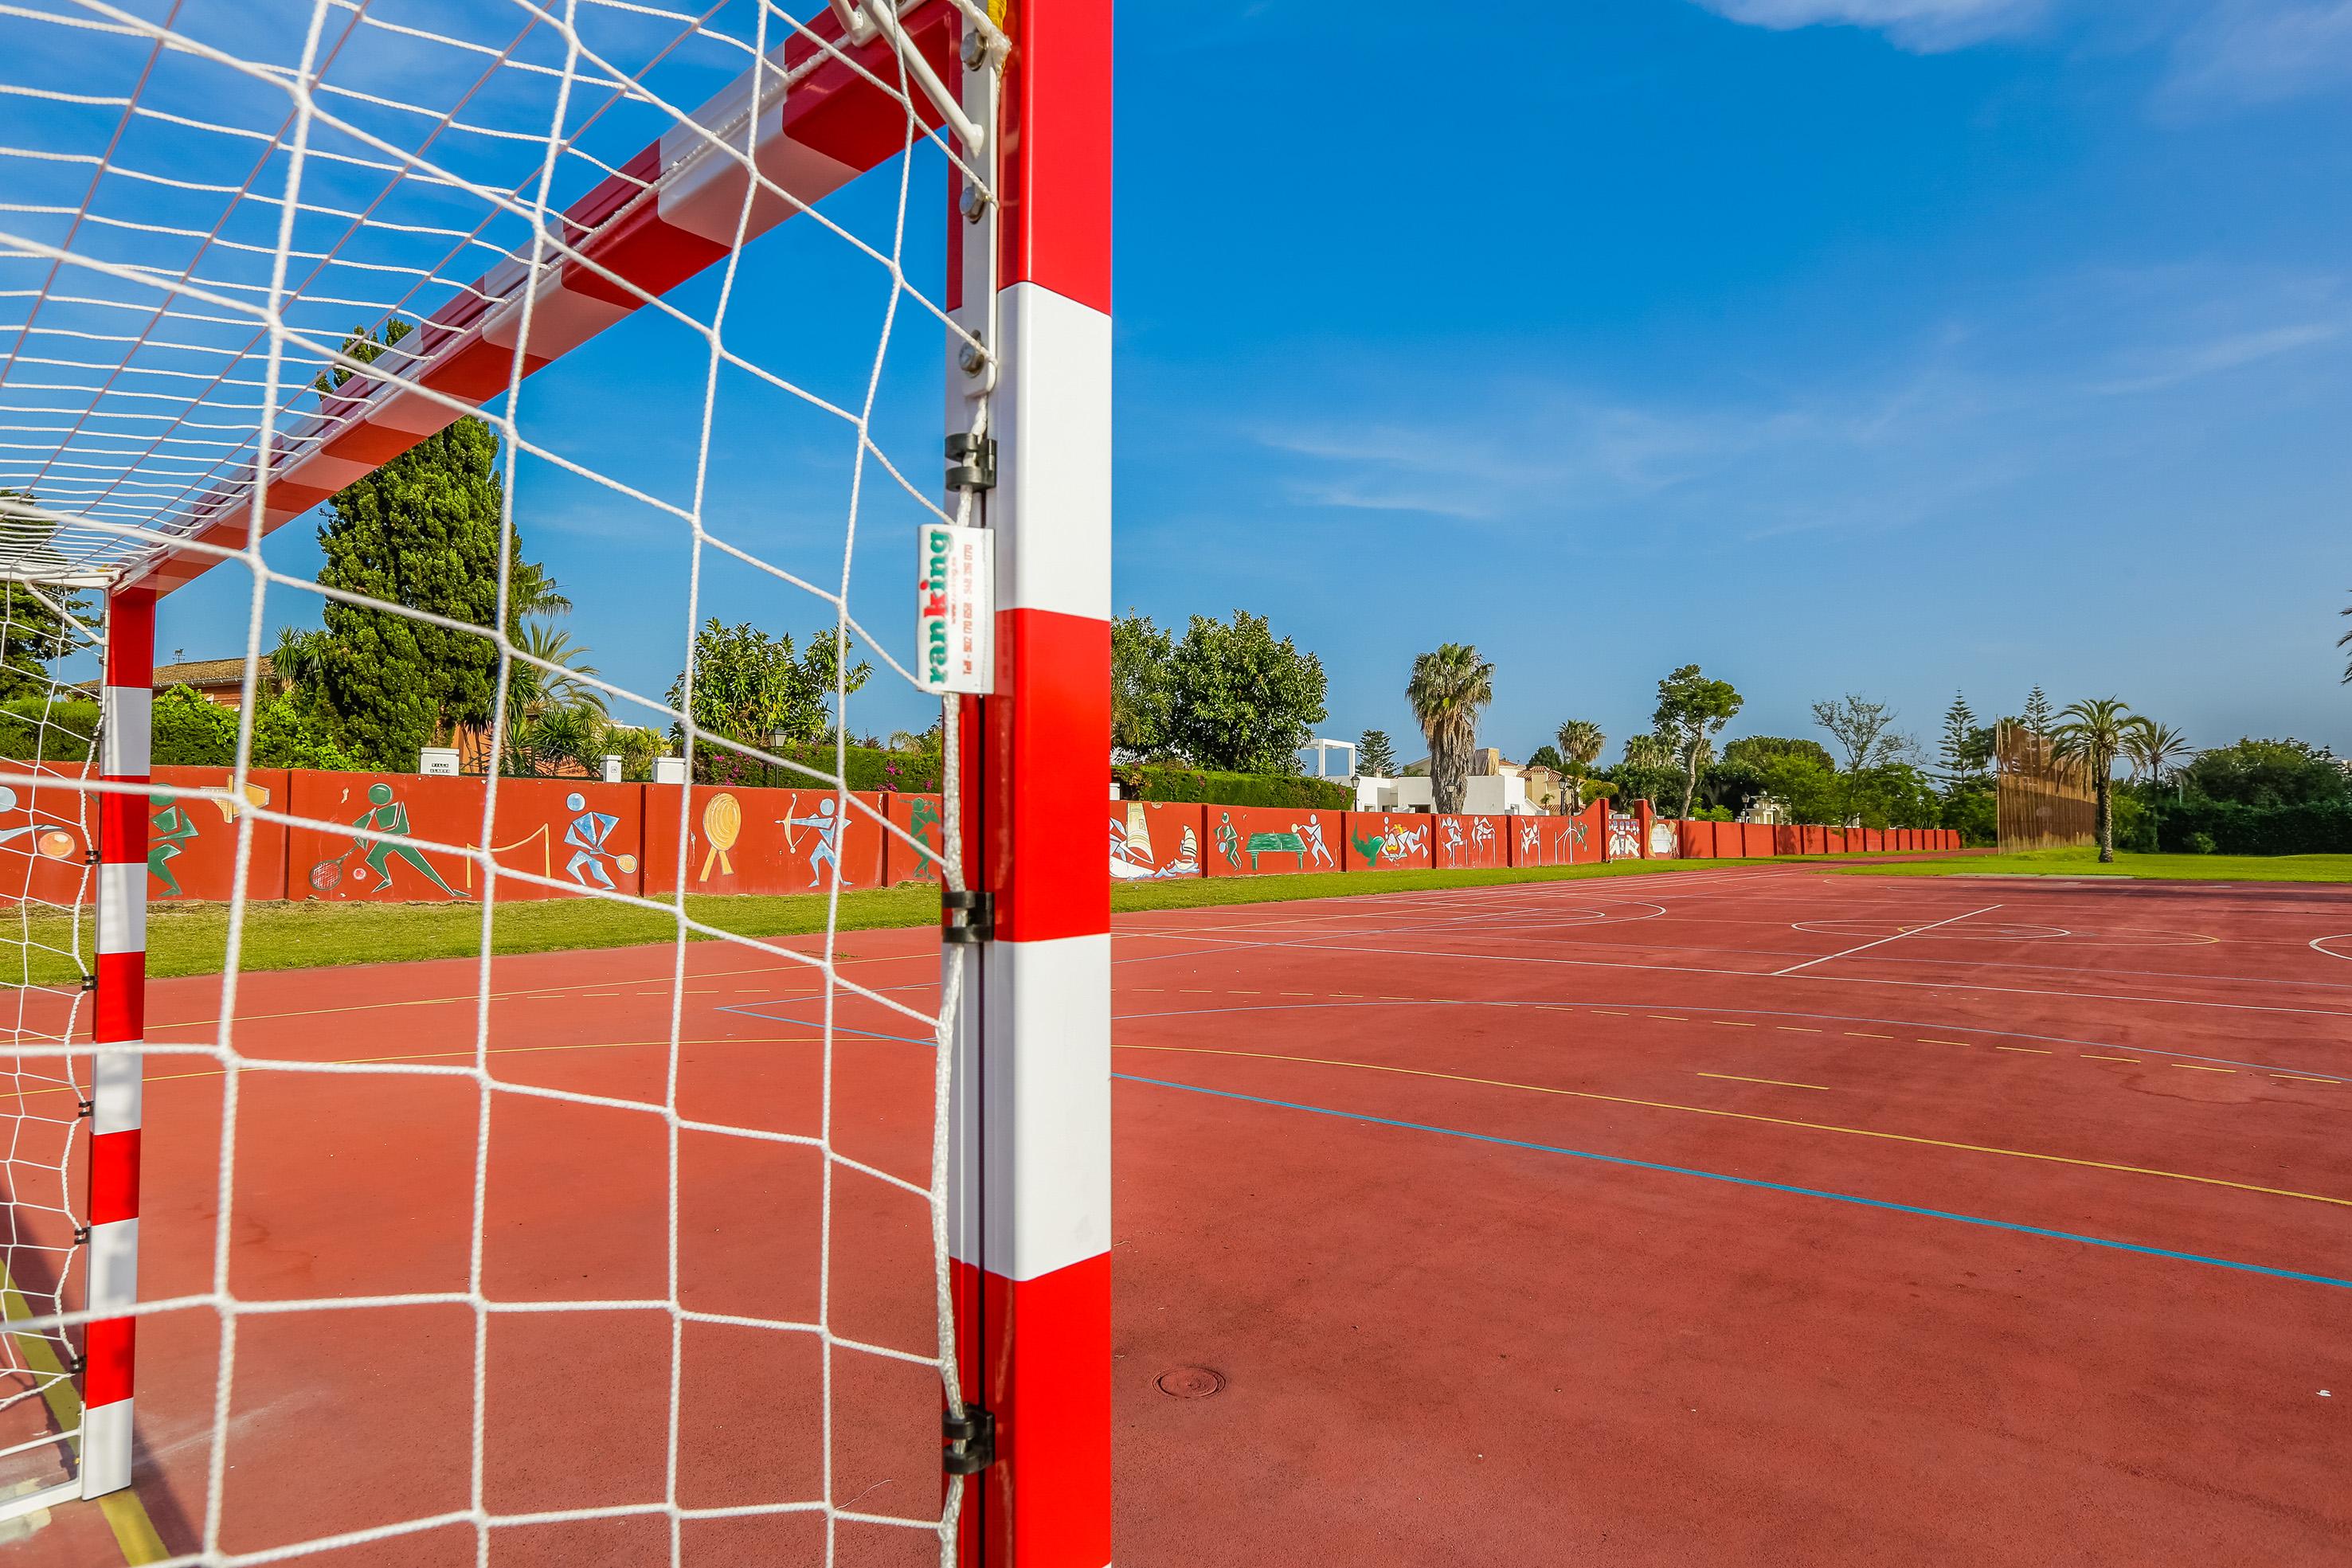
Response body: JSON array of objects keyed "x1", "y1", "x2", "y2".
[{"x1": 0, "y1": 0, "x2": 1030, "y2": 1560}]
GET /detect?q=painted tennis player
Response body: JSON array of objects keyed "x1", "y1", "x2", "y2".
[
  {"x1": 1297, "y1": 815, "x2": 1334, "y2": 869},
  {"x1": 563, "y1": 792, "x2": 620, "y2": 890},
  {"x1": 781, "y1": 796, "x2": 844, "y2": 888},
  {"x1": 350, "y1": 782, "x2": 464, "y2": 898}
]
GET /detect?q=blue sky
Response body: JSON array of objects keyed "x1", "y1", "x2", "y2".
[{"x1": 147, "y1": 0, "x2": 2352, "y2": 764}]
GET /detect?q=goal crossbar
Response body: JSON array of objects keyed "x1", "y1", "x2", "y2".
[{"x1": 25, "y1": 1, "x2": 961, "y2": 599}]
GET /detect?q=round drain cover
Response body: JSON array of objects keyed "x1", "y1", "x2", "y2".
[{"x1": 1155, "y1": 1366, "x2": 1225, "y2": 1399}]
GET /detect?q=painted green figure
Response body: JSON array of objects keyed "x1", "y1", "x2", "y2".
[
  {"x1": 1350, "y1": 831, "x2": 1387, "y2": 865},
  {"x1": 1215, "y1": 811, "x2": 1241, "y2": 870},
  {"x1": 148, "y1": 794, "x2": 198, "y2": 898},
  {"x1": 909, "y1": 796, "x2": 944, "y2": 879},
  {"x1": 353, "y1": 782, "x2": 465, "y2": 898}
]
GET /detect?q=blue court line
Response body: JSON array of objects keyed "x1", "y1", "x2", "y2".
[
  {"x1": 1114, "y1": 1073, "x2": 2352, "y2": 1292},
  {"x1": 714, "y1": 1001, "x2": 932, "y2": 1048}
]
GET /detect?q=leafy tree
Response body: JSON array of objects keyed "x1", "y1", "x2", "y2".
[
  {"x1": 1406, "y1": 643, "x2": 1493, "y2": 813},
  {"x1": 1526, "y1": 744, "x2": 1564, "y2": 771},
  {"x1": 1812, "y1": 693, "x2": 1900, "y2": 824},
  {"x1": 668, "y1": 620, "x2": 871, "y2": 780},
  {"x1": 250, "y1": 690, "x2": 361, "y2": 770},
  {"x1": 2050, "y1": 697, "x2": 2135, "y2": 862},
  {"x1": 1696, "y1": 757, "x2": 1768, "y2": 818},
  {"x1": 1555, "y1": 718, "x2": 1605, "y2": 811},
  {"x1": 1160, "y1": 610, "x2": 1326, "y2": 774},
  {"x1": 1723, "y1": 735, "x2": 1833, "y2": 772},
  {"x1": 1653, "y1": 664, "x2": 1743, "y2": 819},
  {"x1": 2179, "y1": 737, "x2": 2349, "y2": 809},
  {"x1": 2022, "y1": 685, "x2": 2054, "y2": 738},
  {"x1": 1603, "y1": 733, "x2": 1681, "y2": 815},
  {"x1": 1356, "y1": 727, "x2": 1397, "y2": 779},
  {"x1": 1111, "y1": 611, "x2": 1174, "y2": 761}
]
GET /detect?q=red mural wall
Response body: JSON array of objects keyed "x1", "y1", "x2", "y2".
[
  {"x1": 890, "y1": 792, "x2": 950, "y2": 885},
  {"x1": 1343, "y1": 811, "x2": 1433, "y2": 871},
  {"x1": 1510, "y1": 804, "x2": 1604, "y2": 867},
  {"x1": 288, "y1": 773, "x2": 650, "y2": 903},
  {"x1": 640, "y1": 785, "x2": 886, "y2": 897},
  {"x1": 1108, "y1": 799, "x2": 1203, "y2": 882},
  {"x1": 1199, "y1": 805, "x2": 1341, "y2": 878},
  {"x1": 0, "y1": 759, "x2": 96, "y2": 909},
  {"x1": 1430, "y1": 813, "x2": 1509, "y2": 870},
  {"x1": 2, "y1": 753, "x2": 1969, "y2": 905},
  {"x1": 149, "y1": 766, "x2": 290, "y2": 902}
]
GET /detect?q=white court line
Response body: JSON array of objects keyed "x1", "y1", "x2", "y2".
[
  {"x1": 2312, "y1": 934, "x2": 2352, "y2": 964},
  {"x1": 1772, "y1": 904, "x2": 2001, "y2": 977}
]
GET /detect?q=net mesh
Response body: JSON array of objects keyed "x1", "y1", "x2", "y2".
[
  {"x1": 0, "y1": 0, "x2": 991, "y2": 1558},
  {"x1": 0, "y1": 584, "x2": 98, "y2": 1503}
]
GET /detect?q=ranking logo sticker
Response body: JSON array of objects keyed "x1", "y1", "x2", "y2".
[{"x1": 918, "y1": 522, "x2": 994, "y2": 694}]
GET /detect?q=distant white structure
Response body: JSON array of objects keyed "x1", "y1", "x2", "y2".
[
  {"x1": 1302, "y1": 737, "x2": 1357, "y2": 778},
  {"x1": 1354, "y1": 771, "x2": 1540, "y2": 816}
]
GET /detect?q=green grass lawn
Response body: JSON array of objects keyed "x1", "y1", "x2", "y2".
[
  {"x1": 1837, "y1": 847, "x2": 2352, "y2": 882},
  {"x1": 2, "y1": 856, "x2": 1797, "y2": 986}
]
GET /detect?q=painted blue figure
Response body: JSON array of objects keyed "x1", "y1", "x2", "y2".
[
  {"x1": 563, "y1": 791, "x2": 619, "y2": 890},
  {"x1": 781, "y1": 796, "x2": 843, "y2": 888}
]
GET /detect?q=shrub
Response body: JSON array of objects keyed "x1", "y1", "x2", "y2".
[
  {"x1": 0, "y1": 697, "x2": 97, "y2": 762},
  {"x1": 2148, "y1": 800, "x2": 2352, "y2": 855},
  {"x1": 153, "y1": 684, "x2": 238, "y2": 765}
]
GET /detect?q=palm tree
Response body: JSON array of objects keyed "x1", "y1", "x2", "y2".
[
  {"x1": 1622, "y1": 733, "x2": 1672, "y2": 771},
  {"x1": 503, "y1": 622, "x2": 605, "y2": 734},
  {"x1": 2121, "y1": 719, "x2": 2194, "y2": 786},
  {"x1": 2050, "y1": 698, "x2": 2134, "y2": 862},
  {"x1": 1556, "y1": 719, "x2": 1605, "y2": 811},
  {"x1": 2339, "y1": 592, "x2": 2351, "y2": 683},
  {"x1": 1405, "y1": 643, "x2": 1493, "y2": 814}
]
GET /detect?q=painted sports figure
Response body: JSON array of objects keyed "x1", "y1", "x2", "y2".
[
  {"x1": 1297, "y1": 815, "x2": 1334, "y2": 869},
  {"x1": 781, "y1": 796, "x2": 844, "y2": 888},
  {"x1": 351, "y1": 782, "x2": 464, "y2": 897},
  {"x1": 149, "y1": 793, "x2": 199, "y2": 897},
  {"x1": 564, "y1": 792, "x2": 620, "y2": 890}
]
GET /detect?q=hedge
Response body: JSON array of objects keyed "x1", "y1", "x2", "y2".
[
  {"x1": 0, "y1": 698, "x2": 96, "y2": 762},
  {"x1": 2149, "y1": 800, "x2": 2352, "y2": 856},
  {"x1": 1121, "y1": 764, "x2": 1352, "y2": 811},
  {"x1": 713, "y1": 742, "x2": 943, "y2": 794}
]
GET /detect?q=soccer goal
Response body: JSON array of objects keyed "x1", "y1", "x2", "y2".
[{"x1": 0, "y1": 1, "x2": 1107, "y2": 1562}]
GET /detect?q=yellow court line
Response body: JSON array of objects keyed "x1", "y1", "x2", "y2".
[
  {"x1": 1776, "y1": 1026, "x2": 1821, "y2": 1033},
  {"x1": 1845, "y1": 1031, "x2": 1890, "y2": 1039},
  {"x1": 1593, "y1": 1011, "x2": 1627, "y2": 1017},
  {"x1": 2, "y1": 1265, "x2": 169, "y2": 1564},
  {"x1": 141, "y1": 952, "x2": 918, "y2": 1034},
  {"x1": 1113, "y1": 1043, "x2": 2352, "y2": 1209},
  {"x1": 2083, "y1": 1054, "x2": 2139, "y2": 1063},
  {"x1": 1995, "y1": 1046, "x2": 2053, "y2": 1055},
  {"x1": 2175, "y1": 1065, "x2": 2235, "y2": 1073},
  {"x1": 1918, "y1": 1038, "x2": 1970, "y2": 1046},
  {"x1": 1710, "y1": 1021, "x2": 1754, "y2": 1029},
  {"x1": 2276, "y1": 1074, "x2": 2335, "y2": 1084},
  {"x1": 10, "y1": 1037, "x2": 826, "y2": 1102},
  {"x1": 1696, "y1": 1072, "x2": 1828, "y2": 1091},
  {"x1": 1649, "y1": 1015, "x2": 1687, "y2": 1022}
]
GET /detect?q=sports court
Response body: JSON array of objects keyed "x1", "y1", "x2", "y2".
[{"x1": 10, "y1": 862, "x2": 2347, "y2": 1562}]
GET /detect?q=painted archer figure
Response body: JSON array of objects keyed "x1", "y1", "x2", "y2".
[
  {"x1": 149, "y1": 792, "x2": 199, "y2": 897},
  {"x1": 781, "y1": 796, "x2": 844, "y2": 888}
]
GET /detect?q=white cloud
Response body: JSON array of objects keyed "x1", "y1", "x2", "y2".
[
  {"x1": 2162, "y1": 1, "x2": 2352, "y2": 106},
  {"x1": 1689, "y1": 0, "x2": 2050, "y2": 51}
]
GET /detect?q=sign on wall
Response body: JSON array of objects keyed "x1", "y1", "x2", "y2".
[{"x1": 917, "y1": 522, "x2": 993, "y2": 694}]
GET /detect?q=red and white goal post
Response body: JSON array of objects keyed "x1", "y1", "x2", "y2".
[{"x1": 0, "y1": 2, "x2": 1109, "y2": 1562}]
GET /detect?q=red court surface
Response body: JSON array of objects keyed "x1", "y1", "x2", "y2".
[{"x1": 8, "y1": 864, "x2": 2352, "y2": 1563}]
